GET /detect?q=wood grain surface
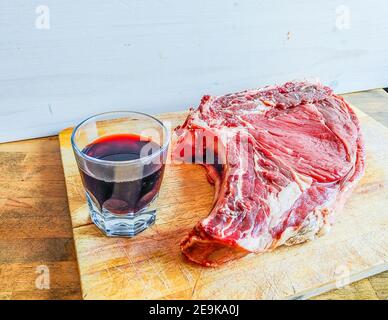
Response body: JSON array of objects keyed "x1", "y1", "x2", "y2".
[
  {"x1": 59, "y1": 90, "x2": 388, "y2": 300},
  {"x1": 0, "y1": 89, "x2": 387, "y2": 300},
  {"x1": 0, "y1": 137, "x2": 81, "y2": 299}
]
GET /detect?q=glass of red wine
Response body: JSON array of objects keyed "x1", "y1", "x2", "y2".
[{"x1": 71, "y1": 111, "x2": 170, "y2": 237}]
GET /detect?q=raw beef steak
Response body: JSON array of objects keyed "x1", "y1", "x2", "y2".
[{"x1": 172, "y1": 81, "x2": 365, "y2": 266}]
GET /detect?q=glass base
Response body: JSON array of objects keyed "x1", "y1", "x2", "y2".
[{"x1": 86, "y1": 193, "x2": 156, "y2": 237}]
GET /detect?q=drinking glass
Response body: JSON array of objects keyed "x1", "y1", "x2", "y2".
[{"x1": 71, "y1": 111, "x2": 170, "y2": 237}]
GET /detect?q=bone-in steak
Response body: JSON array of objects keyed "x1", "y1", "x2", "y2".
[{"x1": 173, "y1": 81, "x2": 365, "y2": 266}]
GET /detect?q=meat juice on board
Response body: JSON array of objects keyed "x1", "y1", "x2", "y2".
[{"x1": 80, "y1": 134, "x2": 165, "y2": 214}]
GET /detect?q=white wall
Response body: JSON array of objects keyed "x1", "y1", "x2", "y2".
[{"x1": 1, "y1": 0, "x2": 388, "y2": 142}]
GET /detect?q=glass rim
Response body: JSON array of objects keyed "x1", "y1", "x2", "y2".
[{"x1": 71, "y1": 110, "x2": 171, "y2": 166}]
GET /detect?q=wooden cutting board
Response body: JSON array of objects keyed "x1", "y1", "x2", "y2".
[{"x1": 59, "y1": 103, "x2": 388, "y2": 300}]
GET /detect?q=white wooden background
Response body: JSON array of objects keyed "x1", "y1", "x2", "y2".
[{"x1": 1, "y1": 0, "x2": 388, "y2": 142}]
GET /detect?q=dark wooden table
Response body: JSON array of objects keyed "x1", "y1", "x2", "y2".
[{"x1": 0, "y1": 89, "x2": 387, "y2": 300}]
